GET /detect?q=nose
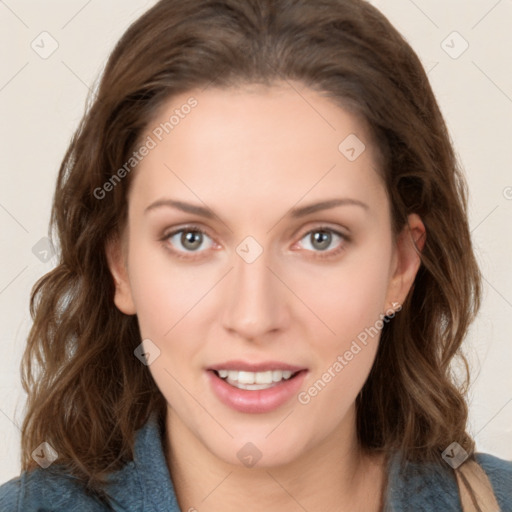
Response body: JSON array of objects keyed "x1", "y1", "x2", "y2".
[{"x1": 221, "y1": 248, "x2": 289, "y2": 342}]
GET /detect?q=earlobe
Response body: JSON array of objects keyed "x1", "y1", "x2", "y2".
[
  {"x1": 105, "y1": 235, "x2": 137, "y2": 315},
  {"x1": 385, "y1": 213, "x2": 426, "y2": 310}
]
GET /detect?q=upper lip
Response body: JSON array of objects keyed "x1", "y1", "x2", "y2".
[{"x1": 207, "y1": 360, "x2": 306, "y2": 372}]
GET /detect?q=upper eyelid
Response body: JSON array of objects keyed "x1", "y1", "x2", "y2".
[{"x1": 163, "y1": 224, "x2": 346, "y2": 238}]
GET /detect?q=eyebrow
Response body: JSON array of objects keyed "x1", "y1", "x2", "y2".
[{"x1": 144, "y1": 197, "x2": 369, "y2": 218}]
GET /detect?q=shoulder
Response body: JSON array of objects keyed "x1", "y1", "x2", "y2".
[
  {"x1": 386, "y1": 452, "x2": 460, "y2": 510},
  {"x1": 0, "y1": 466, "x2": 110, "y2": 512},
  {"x1": 0, "y1": 412, "x2": 179, "y2": 512},
  {"x1": 474, "y1": 452, "x2": 512, "y2": 510},
  {"x1": 385, "y1": 450, "x2": 512, "y2": 511}
]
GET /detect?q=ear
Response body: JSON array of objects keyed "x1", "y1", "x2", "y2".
[
  {"x1": 105, "y1": 233, "x2": 137, "y2": 315},
  {"x1": 384, "y1": 213, "x2": 426, "y2": 312}
]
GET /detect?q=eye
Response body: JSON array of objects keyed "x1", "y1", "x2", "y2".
[
  {"x1": 161, "y1": 225, "x2": 347, "y2": 260},
  {"x1": 296, "y1": 227, "x2": 348, "y2": 257},
  {"x1": 162, "y1": 227, "x2": 216, "y2": 256}
]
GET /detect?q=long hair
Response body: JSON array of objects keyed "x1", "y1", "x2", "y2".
[{"x1": 20, "y1": 0, "x2": 481, "y2": 494}]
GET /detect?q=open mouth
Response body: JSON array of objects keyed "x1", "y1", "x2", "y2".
[
  {"x1": 207, "y1": 365, "x2": 308, "y2": 413},
  {"x1": 211, "y1": 369, "x2": 303, "y2": 390}
]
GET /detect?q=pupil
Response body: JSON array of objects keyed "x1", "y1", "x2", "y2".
[{"x1": 312, "y1": 231, "x2": 331, "y2": 251}]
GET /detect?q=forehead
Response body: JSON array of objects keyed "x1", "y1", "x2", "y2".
[{"x1": 128, "y1": 82, "x2": 386, "y2": 217}]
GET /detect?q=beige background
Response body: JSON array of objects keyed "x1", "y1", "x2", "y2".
[{"x1": 1, "y1": 0, "x2": 511, "y2": 482}]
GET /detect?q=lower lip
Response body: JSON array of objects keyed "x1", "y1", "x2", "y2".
[{"x1": 207, "y1": 370, "x2": 307, "y2": 414}]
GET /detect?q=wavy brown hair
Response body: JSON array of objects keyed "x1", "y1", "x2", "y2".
[{"x1": 20, "y1": 0, "x2": 481, "y2": 497}]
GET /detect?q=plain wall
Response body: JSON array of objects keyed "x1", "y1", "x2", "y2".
[{"x1": 1, "y1": 0, "x2": 511, "y2": 483}]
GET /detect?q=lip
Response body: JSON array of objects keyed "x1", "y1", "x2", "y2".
[
  {"x1": 206, "y1": 367, "x2": 308, "y2": 414},
  {"x1": 207, "y1": 360, "x2": 306, "y2": 372}
]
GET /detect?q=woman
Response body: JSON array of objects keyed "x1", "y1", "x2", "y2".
[{"x1": 1, "y1": 0, "x2": 510, "y2": 510}]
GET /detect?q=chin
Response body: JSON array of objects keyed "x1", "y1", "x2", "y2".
[{"x1": 202, "y1": 428, "x2": 313, "y2": 470}]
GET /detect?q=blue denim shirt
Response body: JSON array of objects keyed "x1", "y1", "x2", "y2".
[{"x1": 1, "y1": 414, "x2": 511, "y2": 511}]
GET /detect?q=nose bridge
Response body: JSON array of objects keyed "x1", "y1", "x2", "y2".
[{"x1": 221, "y1": 244, "x2": 286, "y2": 340}]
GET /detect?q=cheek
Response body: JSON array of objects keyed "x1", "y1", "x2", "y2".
[
  {"x1": 296, "y1": 264, "x2": 390, "y2": 424},
  {"x1": 126, "y1": 241, "x2": 218, "y2": 401},
  {"x1": 293, "y1": 237, "x2": 392, "y2": 402},
  {"x1": 127, "y1": 239, "x2": 212, "y2": 339},
  {"x1": 126, "y1": 243, "x2": 208, "y2": 410},
  {"x1": 289, "y1": 239, "x2": 393, "y2": 346},
  {"x1": 334, "y1": 261, "x2": 391, "y2": 337}
]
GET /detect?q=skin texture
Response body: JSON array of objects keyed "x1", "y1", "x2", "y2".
[{"x1": 107, "y1": 82, "x2": 426, "y2": 512}]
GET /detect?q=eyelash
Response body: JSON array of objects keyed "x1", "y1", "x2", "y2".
[{"x1": 160, "y1": 224, "x2": 349, "y2": 260}]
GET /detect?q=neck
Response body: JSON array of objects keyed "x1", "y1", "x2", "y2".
[{"x1": 164, "y1": 405, "x2": 388, "y2": 512}]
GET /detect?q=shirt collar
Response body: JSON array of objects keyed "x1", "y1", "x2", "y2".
[{"x1": 105, "y1": 412, "x2": 181, "y2": 512}]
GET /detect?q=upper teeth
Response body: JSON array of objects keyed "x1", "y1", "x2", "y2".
[{"x1": 217, "y1": 369, "x2": 293, "y2": 384}]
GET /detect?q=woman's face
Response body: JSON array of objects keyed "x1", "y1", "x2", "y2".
[{"x1": 108, "y1": 82, "x2": 423, "y2": 467}]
